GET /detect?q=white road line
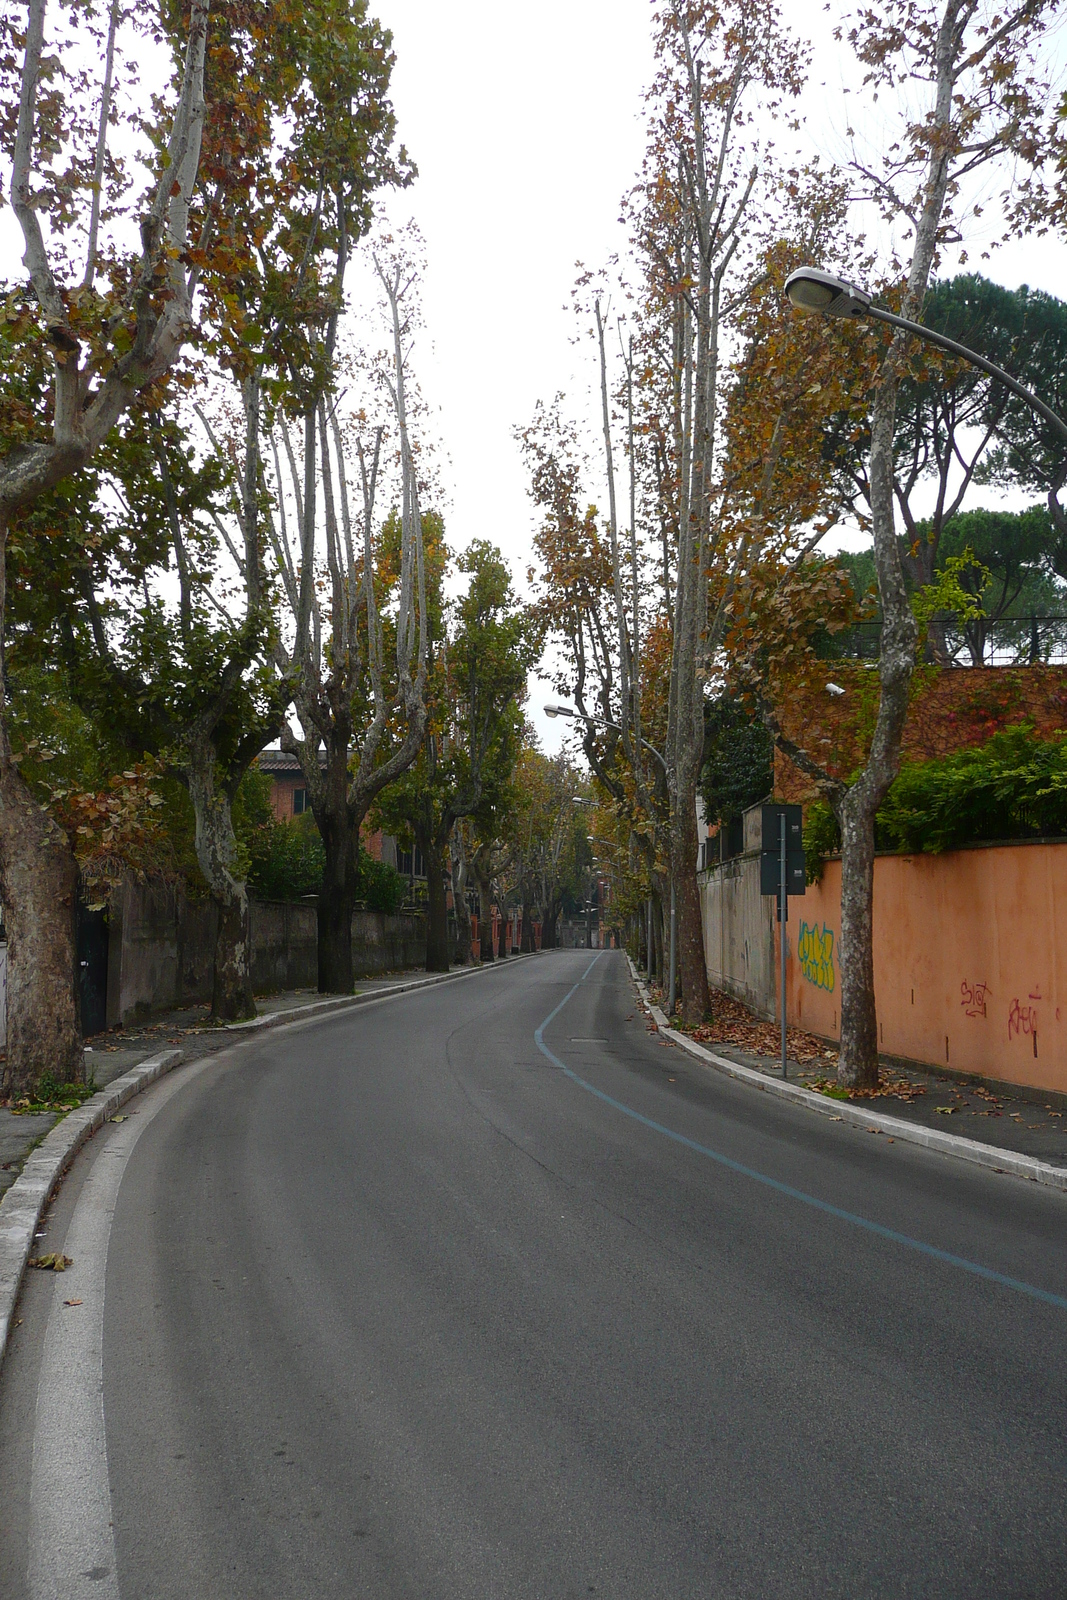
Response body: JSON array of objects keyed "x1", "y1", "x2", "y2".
[{"x1": 28, "y1": 1059, "x2": 212, "y2": 1600}]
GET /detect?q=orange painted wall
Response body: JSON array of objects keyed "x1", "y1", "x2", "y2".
[{"x1": 785, "y1": 842, "x2": 1067, "y2": 1093}]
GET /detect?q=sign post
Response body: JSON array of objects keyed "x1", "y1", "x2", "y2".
[
  {"x1": 760, "y1": 805, "x2": 805, "y2": 1077},
  {"x1": 779, "y1": 811, "x2": 787, "y2": 1080}
]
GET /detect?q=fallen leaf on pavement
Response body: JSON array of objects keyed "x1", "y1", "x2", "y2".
[
  {"x1": 28, "y1": 1253, "x2": 72, "y2": 1270},
  {"x1": 110, "y1": 1114, "x2": 127, "y2": 1122},
  {"x1": 63, "y1": 1299, "x2": 83, "y2": 1307},
  {"x1": 934, "y1": 1106, "x2": 958, "y2": 1115}
]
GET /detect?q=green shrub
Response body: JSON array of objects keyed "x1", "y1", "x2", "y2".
[
  {"x1": 877, "y1": 724, "x2": 1067, "y2": 853},
  {"x1": 700, "y1": 695, "x2": 773, "y2": 826},
  {"x1": 246, "y1": 814, "x2": 325, "y2": 901},
  {"x1": 801, "y1": 724, "x2": 1067, "y2": 880},
  {"x1": 802, "y1": 801, "x2": 841, "y2": 883},
  {"x1": 359, "y1": 854, "x2": 408, "y2": 913}
]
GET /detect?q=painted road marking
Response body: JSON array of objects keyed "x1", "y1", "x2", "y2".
[
  {"x1": 28, "y1": 1059, "x2": 213, "y2": 1600},
  {"x1": 534, "y1": 954, "x2": 1067, "y2": 1314}
]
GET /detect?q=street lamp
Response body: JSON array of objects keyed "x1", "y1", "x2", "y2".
[
  {"x1": 546, "y1": 702, "x2": 676, "y2": 1014},
  {"x1": 784, "y1": 266, "x2": 1067, "y2": 447},
  {"x1": 544, "y1": 703, "x2": 669, "y2": 774}
]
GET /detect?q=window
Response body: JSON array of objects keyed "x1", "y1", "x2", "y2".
[
  {"x1": 397, "y1": 847, "x2": 425, "y2": 879},
  {"x1": 293, "y1": 788, "x2": 307, "y2": 816}
]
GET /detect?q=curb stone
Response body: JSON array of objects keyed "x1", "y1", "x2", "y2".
[
  {"x1": 0, "y1": 952, "x2": 540, "y2": 1375},
  {"x1": 220, "y1": 954, "x2": 537, "y2": 1037},
  {"x1": 0, "y1": 1048, "x2": 182, "y2": 1375},
  {"x1": 626, "y1": 957, "x2": 1067, "y2": 1196}
]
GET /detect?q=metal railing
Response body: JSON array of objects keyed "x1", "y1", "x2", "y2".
[{"x1": 817, "y1": 616, "x2": 1067, "y2": 668}]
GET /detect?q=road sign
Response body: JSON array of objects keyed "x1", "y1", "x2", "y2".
[
  {"x1": 760, "y1": 853, "x2": 807, "y2": 897},
  {"x1": 760, "y1": 804, "x2": 806, "y2": 1083},
  {"x1": 759, "y1": 805, "x2": 805, "y2": 898}
]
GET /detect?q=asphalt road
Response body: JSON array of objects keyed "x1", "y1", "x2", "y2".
[{"x1": 3, "y1": 949, "x2": 1067, "y2": 1598}]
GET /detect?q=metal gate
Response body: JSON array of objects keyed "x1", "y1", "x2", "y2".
[{"x1": 76, "y1": 905, "x2": 109, "y2": 1037}]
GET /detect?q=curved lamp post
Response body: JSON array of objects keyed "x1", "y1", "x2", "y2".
[
  {"x1": 544, "y1": 703, "x2": 669, "y2": 773},
  {"x1": 784, "y1": 266, "x2": 1067, "y2": 448},
  {"x1": 545, "y1": 702, "x2": 676, "y2": 1012}
]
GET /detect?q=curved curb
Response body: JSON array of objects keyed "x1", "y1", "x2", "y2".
[
  {"x1": 626, "y1": 957, "x2": 1067, "y2": 1196},
  {"x1": 0, "y1": 952, "x2": 541, "y2": 1376},
  {"x1": 0, "y1": 1048, "x2": 182, "y2": 1376},
  {"x1": 220, "y1": 951, "x2": 538, "y2": 1037}
]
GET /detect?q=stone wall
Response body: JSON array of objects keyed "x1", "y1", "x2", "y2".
[
  {"x1": 105, "y1": 879, "x2": 429, "y2": 1026},
  {"x1": 699, "y1": 806, "x2": 777, "y2": 1018}
]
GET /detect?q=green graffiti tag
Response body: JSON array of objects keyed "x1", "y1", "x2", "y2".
[{"x1": 798, "y1": 921, "x2": 835, "y2": 992}]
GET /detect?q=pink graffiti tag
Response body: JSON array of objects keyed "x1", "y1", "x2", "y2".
[
  {"x1": 1007, "y1": 998, "x2": 1038, "y2": 1041},
  {"x1": 960, "y1": 980, "x2": 990, "y2": 1019}
]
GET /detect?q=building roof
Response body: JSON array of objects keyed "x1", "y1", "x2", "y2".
[{"x1": 256, "y1": 748, "x2": 328, "y2": 775}]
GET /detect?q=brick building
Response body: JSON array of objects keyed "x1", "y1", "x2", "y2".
[{"x1": 255, "y1": 748, "x2": 390, "y2": 864}]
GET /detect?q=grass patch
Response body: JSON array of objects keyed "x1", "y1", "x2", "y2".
[{"x1": 9, "y1": 1071, "x2": 98, "y2": 1116}]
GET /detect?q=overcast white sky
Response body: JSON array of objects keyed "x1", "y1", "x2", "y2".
[{"x1": 370, "y1": 0, "x2": 1067, "y2": 748}]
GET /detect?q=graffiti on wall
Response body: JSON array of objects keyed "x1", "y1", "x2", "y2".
[
  {"x1": 798, "y1": 922, "x2": 835, "y2": 992},
  {"x1": 960, "y1": 980, "x2": 990, "y2": 1019},
  {"x1": 1008, "y1": 996, "x2": 1039, "y2": 1042}
]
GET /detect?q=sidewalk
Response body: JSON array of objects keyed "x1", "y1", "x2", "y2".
[
  {"x1": 0, "y1": 971, "x2": 452, "y2": 1200},
  {"x1": 639, "y1": 976, "x2": 1067, "y2": 1172}
]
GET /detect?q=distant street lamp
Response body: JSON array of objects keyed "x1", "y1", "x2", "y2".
[
  {"x1": 784, "y1": 266, "x2": 1067, "y2": 447},
  {"x1": 546, "y1": 702, "x2": 676, "y2": 1013}
]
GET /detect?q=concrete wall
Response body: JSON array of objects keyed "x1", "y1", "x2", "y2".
[
  {"x1": 788, "y1": 842, "x2": 1067, "y2": 1095},
  {"x1": 700, "y1": 807, "x2": 776, "y2": 1018},
  {"x1": 107, "y1": 879, "x2": 215, "y2": 1026},
  {"x1": 699, "y1": 813, "x2": 1067, "y2": 1094},
  {"x1": 106, "y1": 879, "x2": 430, "y2": 1026}
]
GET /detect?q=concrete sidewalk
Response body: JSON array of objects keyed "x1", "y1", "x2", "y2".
[
  {"x1": 0, "y1": 971, "x2": 458, "y2": 1200},
  {"x1": 638, "y1": 973, "x2": 1067, "y2": 1168},
  {"x1": 633, "y1": 963, "x2": 1067, "y2": 1189}
]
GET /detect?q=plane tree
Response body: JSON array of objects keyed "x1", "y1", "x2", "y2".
[
  {"x1": 373, "y1": 542, "x2": 539, "y2": 971},
  {"x1": 268, "y1": 251, "x2": 432, "y2": 995},
  {"x1": 0, "y1": 0, "x2": 415, "y2": 1065}
]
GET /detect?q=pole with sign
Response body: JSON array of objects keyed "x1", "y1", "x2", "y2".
[{"x1": 760, "y1": 805, "x2": 805, "y2": 1077}]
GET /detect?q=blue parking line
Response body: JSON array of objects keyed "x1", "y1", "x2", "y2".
[{"x1": 534, "y1": 956, "x2": 1067, "y2": 1314}]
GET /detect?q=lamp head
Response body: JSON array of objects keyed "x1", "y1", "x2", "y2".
[
  {"x1": 785, "y1": 267, "x2": 872, "y2": 320},
  {"x1": 544, "y1": 703, "x2": 575, "y2": 719}
]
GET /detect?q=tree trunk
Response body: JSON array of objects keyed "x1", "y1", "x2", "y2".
[
  {"x1": 315, "y1": 807, "x2": 358, "y2": 994},
  {"x1": 835, "y1": 787, "x2": 879, "y2": 1083},
  {"x1": 498, "y1": 913, "x2": 509, "y2": 958},
  {"x1": 186, "y1": 741, "x2": 255, "y2": 1022},
  {"x1": 835, "y1": 365, "x2": 917, "y2": 1089},
  {"x1": 451, "y1": 841, "x2": 473, "y2": 965},
  {"x1": 421, "y1": 831, "x2": 450, "y2": 972},
  {"x1": 474, "y1": 871, "x2": 494, "y2": 962},
  {"x1": 671, "y1": 777, "x2": 710, "y2": 1022},
  {"x1": 0, "y1": 756, "x2": 83, "y2": 1097},
  {"x1": 520, "y1": 894, "x2": 535, "y2": 953},
  {"x1": 212, "y1": 889, "x2": 253, "y2": 1021},
  {"x1": 540, "y1": 895, "x2": 560, "y2": 949},
  {"x1": 316, "y1": 871, "x2": 356, "y2": 994},
  {"x1": 0, "y1": 516, "x2": 83, "y2": 1096}
]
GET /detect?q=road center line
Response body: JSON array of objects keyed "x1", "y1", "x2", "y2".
[
  {"x1": 533, "y1": 955, "x2": 1067, "y2": 1314},
  {"x1": 28, "y1": 1058, "x2": 214, "y2": 1600}
]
